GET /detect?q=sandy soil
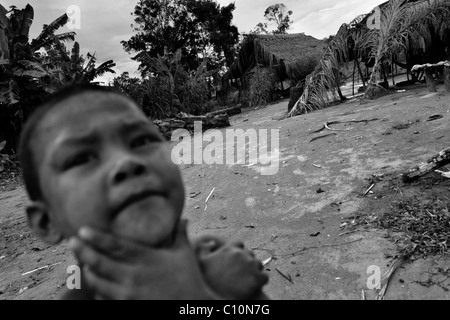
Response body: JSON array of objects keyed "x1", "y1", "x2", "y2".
[{"x1": 1, "y1": 83, "x2": 450, "y2": 300}]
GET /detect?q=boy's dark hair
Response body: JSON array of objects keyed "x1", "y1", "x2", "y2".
[{"x1": 18, "y1": 84, "x2": 130, "y2": 201}]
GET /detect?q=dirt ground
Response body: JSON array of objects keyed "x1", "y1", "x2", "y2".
[{"x1": 1, "y1": 83, "x2": 450, "y2": 300}]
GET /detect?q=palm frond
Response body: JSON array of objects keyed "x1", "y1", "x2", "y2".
[
  {"x1": 32, "y1": 32, "x2": 76, "y2": 51},
  {"x1": 18, "y1": 4, "x2": 33, "y2": 38},
  {"x1": 289, "y1": 24, "x2": 350, "y2": 116},
  {"x1": 93, "y1": 60, "x2": 116, "y2": 78},
  {"x1": 32, "y1": 13, "x2": 69, "y2": 47},
  {"x1": 0, "y1": 3, "x2": 8, "y2": 29}
]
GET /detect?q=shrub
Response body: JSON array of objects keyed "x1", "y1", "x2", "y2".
[{"x1": 178, "y1": 77, "x2": 210, "y2": 115}]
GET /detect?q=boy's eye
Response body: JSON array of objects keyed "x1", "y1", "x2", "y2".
[
  {"x1": 131, "y1": 135, "x2": 159, "y2": 148},
  {"x1": 63, "y1": 152, "x2": 96, "y2": 170}
]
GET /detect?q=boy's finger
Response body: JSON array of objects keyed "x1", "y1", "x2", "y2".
[
  {"x1": 69, "y1": 237, "x2": 130, "y2": 281},
  {"x1": 194, "y1": 235, "x2": 226, "y2": 247},
  {"x1": 231, "y1": 241, "x2": 245, "y2": 249},
  {"x1": 84, "y1": 266, "x2": 131, "y2": 300},
  {"x1": 193, "y1": 235, "x2": 225, "y2": 255},
  {"x1": 78, "y1": 227, "x2": 143, "y2": 260}
]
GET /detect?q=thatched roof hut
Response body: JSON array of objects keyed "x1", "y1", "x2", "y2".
[{"x1": 229, "y1": 33, "x2": 327, "y2": 85}]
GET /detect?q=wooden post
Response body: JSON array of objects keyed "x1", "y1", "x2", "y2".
[
  {"x1": 424, "y1": 68, "x2": 437, "y2": 92},
  {"x1": 391, "y1": 54, "x2": 395, "y2": 86},
  {"x1": 444, "y1": 66, "x2": 450, "y2": 92},
  {"x1": 356, "y1": 60, "x2": 366, "y2": 87},
  {"x1": 352, "y1": 60, "x2": 356, "y2": 96}
]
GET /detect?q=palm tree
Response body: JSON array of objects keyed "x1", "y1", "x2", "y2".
[
  {"x1": 362, "y1": 0, "x2": 450, "y2": 98},
  {"x1": 289, "y1": 0, "x2": 450, "y2": 117}
]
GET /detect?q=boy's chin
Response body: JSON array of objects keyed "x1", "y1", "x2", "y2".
[{"x1": 111, "y1": 196, "x2": 179, "y2": 247}]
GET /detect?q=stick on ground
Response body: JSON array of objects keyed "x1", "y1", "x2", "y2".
[
  {"x1": 312, "y1": 119, "x2": 380, "y2": 133},
  {"x1": 402, "y1": 147, "x2": 450, "y2": 182},
  {"x1": 377, "y1": 255, "x2": 408, "y2": 300}
]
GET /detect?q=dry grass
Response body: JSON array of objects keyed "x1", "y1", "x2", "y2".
[{"x1": 341, "y1": 172, "x2": 450, "y2": 261}]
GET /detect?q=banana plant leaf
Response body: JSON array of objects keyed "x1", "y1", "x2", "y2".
[
  {"x1": 19, "y1": 4, "x2": 33, "y2": 38},
  {"x1": 0, "y1": 4, "x2": 9, "y2": 64},
  {"x1": 0, "y1": 80, "x2": 20, "y2": 105},
  {"x1": 32, "y1": 13, "x2": 69, "y2": 47},
  {"x1": 0, "y1": 29, "x2": 9, "y2": 63},
  {"x1": 0, "y1": 3, "x2": 8, "y2": 28},
  {"x1": 71, "y1": 41, "x2": 80, "y2": 64}
]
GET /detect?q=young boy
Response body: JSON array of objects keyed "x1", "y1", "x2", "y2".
[{"x1": 18, "y1": 84, "x2": 269, "y2": 300}]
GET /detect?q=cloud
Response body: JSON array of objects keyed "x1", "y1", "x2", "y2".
[{"x1": 219, "y1": 0, "x2": 385, "y2": 37}]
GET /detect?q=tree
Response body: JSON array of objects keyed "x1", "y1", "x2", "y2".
[
  {"x1": 0, "y1": 4, "x2": 76, "y2": 152},
  {"x1": 0, "y1": 4, "x2": 115, "y2": 152},
  {"x1": 121, "y1": 0, "x2": 239, "y2": 75},
  {"x1": 251, "y1": 22, "x2": 269, "y2": 35},
  {"x1": 40, "y1": 41, "x2": 116, "y2": 90},
  {"x1": 253, "y1": 3, "x2": 293, "y2": 35}
]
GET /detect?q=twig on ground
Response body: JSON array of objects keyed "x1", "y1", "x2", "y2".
[
  {"x1": 363, "y1": 184, "x2": 376, "y2": 196},
  {"x1": 204, "y1": 226, "x2": 227, "y2": 230},
  {"x1": 280, "y1": 238, "x2": 363, "y2": 259},
  {"x1": 339, "y1": 230, "x2": 358, "y2": 236},
  {"x1": 312, "y1": 119, "x2": 380, "y2": 133},
  {"x1": 22, "y1": 262, "x2": 62, "y2": 276},
  {"x1": 310, "y1": 133, "x2": 337, "y2": 142},
  {"x1": 377, "y1": 255, "x2": 409, "y2": 300},
  {"x1": 262, "y1": 257, "x2": 273, "y2": 267},
  {"x1": 204, "y1": 187, "x2": 216, "y2": 211},
  {"x1": 325, "y1": 122, "x2": 350, "y2": 132},
  {"x1": 276, "y1": 268, "x2": 294, "y2": 284},
  {"x1": 435, "y1": 170, "x2": 450, "y2": 179}
]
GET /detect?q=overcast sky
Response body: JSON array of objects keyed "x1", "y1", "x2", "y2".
[{"x1": 2, "y1": 0, "x2": 386, "y2": 83}]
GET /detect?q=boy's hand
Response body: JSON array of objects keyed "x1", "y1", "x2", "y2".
[
  {"x1": 194, "y1": 236, "x2": 269, "y2": 300},
  {"x1": 69, "y1": 220, "x2": 218, "y2": 300}
]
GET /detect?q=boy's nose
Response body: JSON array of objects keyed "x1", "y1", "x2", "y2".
[{"x1": 110, "y1": 157, "x2": 147, "y2": 185}]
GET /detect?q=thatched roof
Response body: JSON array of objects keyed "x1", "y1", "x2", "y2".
[{"x1": 229, "y1": 33, "x2": 327, "y2": 84}]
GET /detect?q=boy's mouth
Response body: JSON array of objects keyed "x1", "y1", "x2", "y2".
[{"x1": 112, "y1": 190, "x2": 167, "y2": 218}]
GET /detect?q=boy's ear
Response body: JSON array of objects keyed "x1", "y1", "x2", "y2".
[{"x1": 26, "y1": 202, "x2": 63, "y2": 245}]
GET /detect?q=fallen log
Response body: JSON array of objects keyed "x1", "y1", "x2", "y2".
[
  {"x1": 205, "y1": 105, "x2": 241, "y2": 117},
  {"x1": 402, "y1": 147, "x2": 450, "y2": 182},
  {"x1": 181, "y1": 114, "x2": 230, "y2": 131},
  {"x1": 154, "y1": 113, "x2": 230, "y2": 140}
]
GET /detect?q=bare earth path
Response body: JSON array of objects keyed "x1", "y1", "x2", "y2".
[{"x1": 1, "y1": 84, "x2": 450, "y2": 300}]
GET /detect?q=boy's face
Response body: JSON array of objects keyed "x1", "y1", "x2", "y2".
[{"x1": 31, "y1": 92, "x2": 185, "y2": 246}]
